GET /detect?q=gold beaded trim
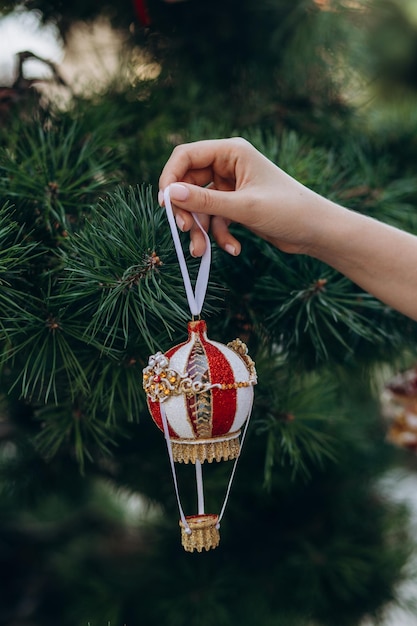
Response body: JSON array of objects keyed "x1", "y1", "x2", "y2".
[
  {"x1": 219, "y1": 381, "x2": 251, "y2": 390},
  {"x1": 143, "y1": 350, "x2": 256, "y2": 404},
  {"x1": 227, "y1": 338, "x2": 257, "y2": 383}
]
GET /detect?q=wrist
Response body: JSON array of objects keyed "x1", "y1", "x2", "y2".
[{"x1": 299, "y1": 194, "x2": 351, "y2": 260}]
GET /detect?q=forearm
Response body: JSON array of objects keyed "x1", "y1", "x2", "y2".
[{"x1": 304, "y1": 194, "x2": 417, "y2": 320}]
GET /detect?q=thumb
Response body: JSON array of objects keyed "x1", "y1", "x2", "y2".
[{"x1": 165, "y1": 182, "x2": 239, "y2": 221}]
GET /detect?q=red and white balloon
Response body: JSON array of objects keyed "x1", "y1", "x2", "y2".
[{"x1": 143, "y1": 319, "x2": 257, "y2": 464}]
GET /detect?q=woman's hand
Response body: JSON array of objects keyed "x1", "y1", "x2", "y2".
[
  {"x1": 158, "y1": 137, "x2": 319, "y2": 257},
  {"x1": 159, "y1": 137, "x2": 417, "y2": 321}
]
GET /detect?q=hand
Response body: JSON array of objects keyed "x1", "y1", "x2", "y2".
[
  {"x1": 159, "y1": 137, "x2": 417, "y2": 321},
  {"x1": 158, "y1": 137, "x2": 319, "y2": 257}
]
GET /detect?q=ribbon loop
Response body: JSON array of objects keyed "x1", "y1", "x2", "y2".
[{"x1": 163, "y1": 186, "x2": 211, "y2": 317}]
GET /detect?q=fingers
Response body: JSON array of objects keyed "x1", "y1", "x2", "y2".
[
  {"x1": 160, "y1": 183, "x2": 243, "y2": 257},
  {"x1": 159, "y1": 142, "x2": 214, "y2": 190},
  {"x1": 187, "y1": 214, "x2": 241, "y2": 257},
  {"x1": 210, "y1": 216, "x2": 241, "y2": 256},
  {"x1": 159, "y1": 187, "x2": 242, "y2": 258},
  {"x1": 158, "y1": 138, "x2": 254, "y2": 257},
  {"x1": 159, "y1": 138, "x2": 246, "y2": 191},
  {"x1": 161, "y1": 182, "x2": 240, "y2": 222},
  {"x1": 189, "y1": 212, "x2": 210, "y2": 257},
  {"x1": 173, "y1": 208, "x2": 194, "y2": 233}
]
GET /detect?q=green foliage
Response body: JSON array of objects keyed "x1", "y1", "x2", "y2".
[
  {"x1": 365, "y1": 0, "x2": 417, "y2": 93},
  {"x1": 0, "y1": 116, "x2": 118, "y2": 242},
  {"x1": 0, "y1": 202, "x2": 38, "y2": 334},
  {"x1": 1, "y1": 0, "x2": 417, "y2": 624},
  {"x1": 34, "y1": 401, "x2": 119, "y2": 470},
  {"x1": 0, "y1": 180, "x2": 212, "y2": 466},
  {"x1": 255, "y1": 362, "x2": 340, "y2": 484},
  {"x1": 256, "y1": 254, "x2": 397, "y2": 363},
  {"x1": 59, "y1": 185, "x2": 190, "y2": 354}
]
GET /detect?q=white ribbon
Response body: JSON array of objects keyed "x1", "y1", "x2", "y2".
[
  {"x1": 217, "y1": 392, "x2": 254, "y2": 525},
  {"x1": 160, "y1": 402, "x2": 191, "y2": 534},
  {"x1": 163, "y1": 186, "x2": 211, "y2": 317},
  {"x1": 195, "y1": 460, "x2": 205, "y2": 515}
]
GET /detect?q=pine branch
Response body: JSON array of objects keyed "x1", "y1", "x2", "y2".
[
  {"x1": 57, "y1": 185, "x2": 208, "y2": 355},
  {"x1": 0, "y1": 202, "x2": 39, "y2": 337},
  {"x1": 81, "y1": 353, "x2": 147, "y2": 424},
  {"x1": 0, "y1": 116, "x2": 119, "y2": 244},
  {"x1": 34, "y1": 401, "x2": 119, "y2": 474},
  {"x1": 254, "y1": 354, "x2": 341, "y2": 485},
  {"x1": 0, "y1": 184, "x2": 221, "y2": 462},
  {"x1": 254, "y1": 252, "x2": 402, "y2": 364}
]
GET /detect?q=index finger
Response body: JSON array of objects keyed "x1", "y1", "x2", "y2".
[{"x1": 159, "y1": 138, "x2": 240, "y2": 191}]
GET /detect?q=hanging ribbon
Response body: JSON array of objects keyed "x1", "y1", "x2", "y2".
[{"x1": 163, "y1": 187, "x2": 211, "y2": 317}]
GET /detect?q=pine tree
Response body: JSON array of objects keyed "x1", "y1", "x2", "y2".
[{"x1": 1, "y1": 1, "x2": 417, "y2": 624}]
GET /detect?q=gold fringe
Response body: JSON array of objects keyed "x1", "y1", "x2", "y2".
[
  {"x1": 180, "y1": 514, "x2": 220, "y2": 552},
  {"x1": 172, "y1": 433, "x2": 241, "y2": 464}
]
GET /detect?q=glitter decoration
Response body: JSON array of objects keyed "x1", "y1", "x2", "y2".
[{"x1": 143, "y1": 319, "x2": 257, "y2": 463}]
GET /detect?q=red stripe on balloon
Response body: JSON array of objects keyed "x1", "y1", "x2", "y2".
[{"x1": 201, "y1": 339, "x2": 236, "y2": 437}]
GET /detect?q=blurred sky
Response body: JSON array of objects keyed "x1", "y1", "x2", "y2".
[{"x1": 0, "y1": 8, "x2": 63, "y2": 86}]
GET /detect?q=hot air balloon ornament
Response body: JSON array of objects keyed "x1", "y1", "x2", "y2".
[{"x1": 142, "y1": 188, "x2": 257, "y2": 552}]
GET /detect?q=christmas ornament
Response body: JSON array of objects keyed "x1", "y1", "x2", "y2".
[
  {"x1": 142, "y1": 187, "x2": 257, "y2": 552},
  {"x1": 380, "y1": 366, "x2": 417, "y2": 451},
  {"x1": 144, "y1": 321, "x2": 256, "y2": 464}
]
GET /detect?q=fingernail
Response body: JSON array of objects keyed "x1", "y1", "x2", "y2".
[
  {"x1": 169, "y1": 183, "x2": 189, "y2": 201},
  {"x1": 175, "y1": 215, "x2": 185, "y2": 231},
  {"x1": 158, "y1": 189, "x2": 164, "y2": 206},
  {"x1": 225, "y1": 244, "x2": 237, "y2": 256},
  {"x1": 190, "y1": 241, "x2": 196, "y2": 257}
]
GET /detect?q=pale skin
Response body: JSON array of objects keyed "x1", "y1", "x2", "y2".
[{"x1": 158, "y1": 137, "x2": 417, "y2": 321}]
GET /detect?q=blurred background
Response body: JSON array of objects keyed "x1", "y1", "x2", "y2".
[{"x1": 2, "y1": 1, "x2": 417, "y2": 625}]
